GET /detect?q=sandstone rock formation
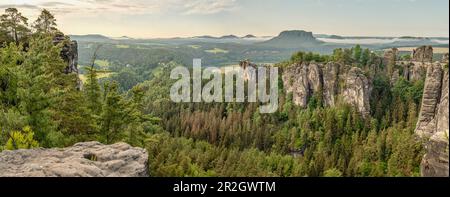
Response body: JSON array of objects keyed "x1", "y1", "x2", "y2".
[
  {"x1": 342, "y1": 67, "x2": 371, "y2": 117},
  {"x1": 415, "y1": 63, "x2": 449, "y2": 177},
  {"x1": 412, "y1": 45, "x2": 433, "y2": 63},
  {"x1": 398, "y1": 62, "x2": 427, "y2": 82},
  {"x1": 239, "y1": 60, "x2": 257, "y2": 81},
  {"x1": 383, "y1": 48, "x2": 399, "y2": 66},
  {"x1": 442, "y1": 53, "x2": 449, "y2": 64},
  {"x1": 391, "y1": 69, "x2": 400, "y2": 85},
  {"x1": 322, "y1": 62, "x2": 340, "y2": 107},
  {"x1": 0, "y1": 142, "x2": 149, "y2": 177},
  {"x1": 53, "y1": 32, "x2": 81, "y2": 89},
  {"x1": 397, "y1": 46, "x2": 446, "y2": 82},
  {"x1": 283, "y1": 62, "x2": 311, "y2": 107},
  {"x1": 416, "y1": 64, "x2": 444, "y2": 137},
  {"x1": 282, "y1": 62, "x2": 371, "y2": 116}
]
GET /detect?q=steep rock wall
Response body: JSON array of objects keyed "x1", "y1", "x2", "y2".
[
  {"x1": 282, "y1": 62, "x2": 371, "y2": 116},
  {"x1": 415, "y1": 64, "x2": 449, "y2": 177}
]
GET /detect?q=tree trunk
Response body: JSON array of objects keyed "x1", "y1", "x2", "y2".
[{"x1": 13, "y1": 29, "x2": 18, "y2": 45}]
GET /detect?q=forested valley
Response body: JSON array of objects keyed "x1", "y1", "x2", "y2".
[{"x1": 0, "y1": 8, "x2": 429, "y2": 177}]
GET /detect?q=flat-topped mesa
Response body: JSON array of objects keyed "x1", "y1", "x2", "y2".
[
  {"x1": 282, "y1": 62, "x2": 371, "y2": 116},
  {"x1": 415, "y1": 62, "x2": 449, "y2": 177},
  {"x1": 0, "y1": 142, "x2": 149, "y2": 177}
]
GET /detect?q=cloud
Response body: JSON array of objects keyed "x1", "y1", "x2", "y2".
[
  {"x1": 182, "y1": 0, "x2": 238, "y2": 15},
  {"x1": 0, "y1": 4, "x2": 40, "y2": 10},
  {"x1": 39, "y1": 2, "x2": 74, "y2": 7},
  {"x1": 0, "y1": 0, "x2": 240, "y2": 16}
]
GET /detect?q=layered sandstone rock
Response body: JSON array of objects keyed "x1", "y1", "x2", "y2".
[
  {"x1": 412, "y1": 46, "x2": 433, "y2": 63},
  {"x1": 342, "y1": 67, "x2": 371, "y2": 117},
  {"x1": 53, "y1": 32, "x2": 81, "y2": 89},
  {"x1": 415, "y1": 63, "x2": 449, "y2": 177},
  {"x1": 442, "y1": 53, "x2": 449, "y2": 64},
  {"x1": 0, "y1": 142, "x2": 149, "y2": 177},
  {"x1": 283, "y1": 62, "x2": 311, "y2": 107},
  {"x1": 415, "y1": 64, "x2": 444, "y2": 137},
  {"x1": 282, "y1": 62, "x2": 371, "y2": 116},
  {"x1": 322, "y1": 62, "x2": 340, "y2": 107},
  {"x1": 384, "y1": 48, "x2": 399, "y2": 66}
]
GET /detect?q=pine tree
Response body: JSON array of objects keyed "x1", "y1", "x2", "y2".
[
  {"x1": 0, "y1": 8, "x2": 30, "y2": 45},
  {"x1": 84, "y1": 46, "x2": 103, "y2": 116},
  {"x1": 406, "y1": 101, "x2": 417, "y2": 130},
  {"x1": 100, "y1": 81, "x2": 127, "y2": 144},
  {"x1": 361, "y1": 48, "x2": 371, "y2": 66},
  {"x1": 0, "y1": 43, "x2": 23, "y2": 106},
  {"x1": 18, "y1": 36, "x2": 64, "y2": 146},
  {"x1": 32, "y1": 9, "x2": 58, "y2": 34},
  {"x1": 4, "y1": 126, "x2": 39, "y2": 150},
  {"x1": 353, "y1": 45, "x2": 362, "y2": 63}
]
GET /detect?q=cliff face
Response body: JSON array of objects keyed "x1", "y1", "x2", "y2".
[
  {"x1": 416, "y1": 64, "x2": 449, "y2": 177},
  {"x1": 53, "y1": 33, "x2": 81, "y2": 88},
  {"x1": 0, "y1": 142, "x2": 149, "y2": 177},
  {"x1": 384, "y1": 48, "x2": 399, "y2": 66},
  {"x1": 342, "y1": 67, "x2": 372, "y2": 117},
  {"x1": 412, "y1": 46, "x2": 434, "y2": 63},
  {"x1": 282, "y1": 62, "x2": 371, "y2": 116}
]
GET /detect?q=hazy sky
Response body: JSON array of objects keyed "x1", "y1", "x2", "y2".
[{"x1": 1, "y1": 0, "x2": 448, "y2": 38}]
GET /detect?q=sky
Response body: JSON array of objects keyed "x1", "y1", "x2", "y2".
[{"x1": 0, "y1": 0, "x2": 448, "y2": 38}]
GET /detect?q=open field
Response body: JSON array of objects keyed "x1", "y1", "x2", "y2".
[
  {"x1": 392, "y1": 47, "x2": 449, "y2": 54},
  {"x1": 79, "y1": 72, "x2": 114, "y2": 83},
  {"x1": 116, "y1": 45, "x2": 130, "y2": 49},
  {"x1": 188, "y1": 45, "x2": 201, "y2": 49},
  {"x1": 95, "y1": 60, "x2": 110, "y2": 67},
  {"x1": 205, "y1": 48, "x2": 229, "y2": 54}
]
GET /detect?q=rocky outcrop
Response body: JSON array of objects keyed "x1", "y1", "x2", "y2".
[
  {"x1": 391, "y1": 69, "x2": 400, "y2": 84},
  {"x1": 53, "y1": 32, "x2": 81, "y2": 89},
  {"x1": 412, "y1": 46, "x2": 433, "y2": 63},
  {"x1": 239, "y1": 60, "x2": 257, "y2": 81},
  {"x1": 415, "y1": 63, "x2": 449, "y2": 177},
  {"x1": 398, "y1": 61, "x2": 427, "y2": 82},
  {"x1": 342, "y1": 67, "x2": 371, "y2": 117},
  {"x1": 322, "y1": 62, "x2": 340, "y2": 107},
  {"x1": 283, "y1": 62, "x2": 311, "y2": 107},
  {"x1": 397, "y1": 46, "x2": 446, "y2": 82},
  {"x1": 0, "y1": 142, "x2": 149, "y2": 177},
  {"x1": 308, "y1": 63, "x2": 323, "y2": 94},
  {"x1": 282, "y1": 62, "x2": 371, "y2": 116},
  {"x1": 442, "y1": 53, "x2": 449, "y2": 64},
  {"x1": 384, "y1": 48, "x2": 399, "y2": 66},
  {"x1": 415, "y1": 64, "x2": 444, "y2": 137}
]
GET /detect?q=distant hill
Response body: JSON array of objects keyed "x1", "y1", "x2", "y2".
[
  {"x1": 242, "y1": 34, "x2": 257, "y2": 39},
  {"x1": 116, "y1": 36, "x2": 134, "y2": 40},
  {"x1": 259, "y1": 30, "x2": 323, "y2": 49},
  {"x1": 219, "y1": 35, "x2": 239, "y2": 39},
  {"x1": 69, "y1": 34, "x2": 112, "y2": 42},
  {"x1": 192, "y1": 35, "x2": 240, "y2": 39},
  {"x1": 194, "y1": 35, "x2": 217, "y2": 39},
  {"x1": 328, "y1": 35, "x2": 345, "y2": 39}
]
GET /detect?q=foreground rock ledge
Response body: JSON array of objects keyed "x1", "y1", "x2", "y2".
[{"x1": 0, "y1": 142, "x2": 149, "y2": 177}]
